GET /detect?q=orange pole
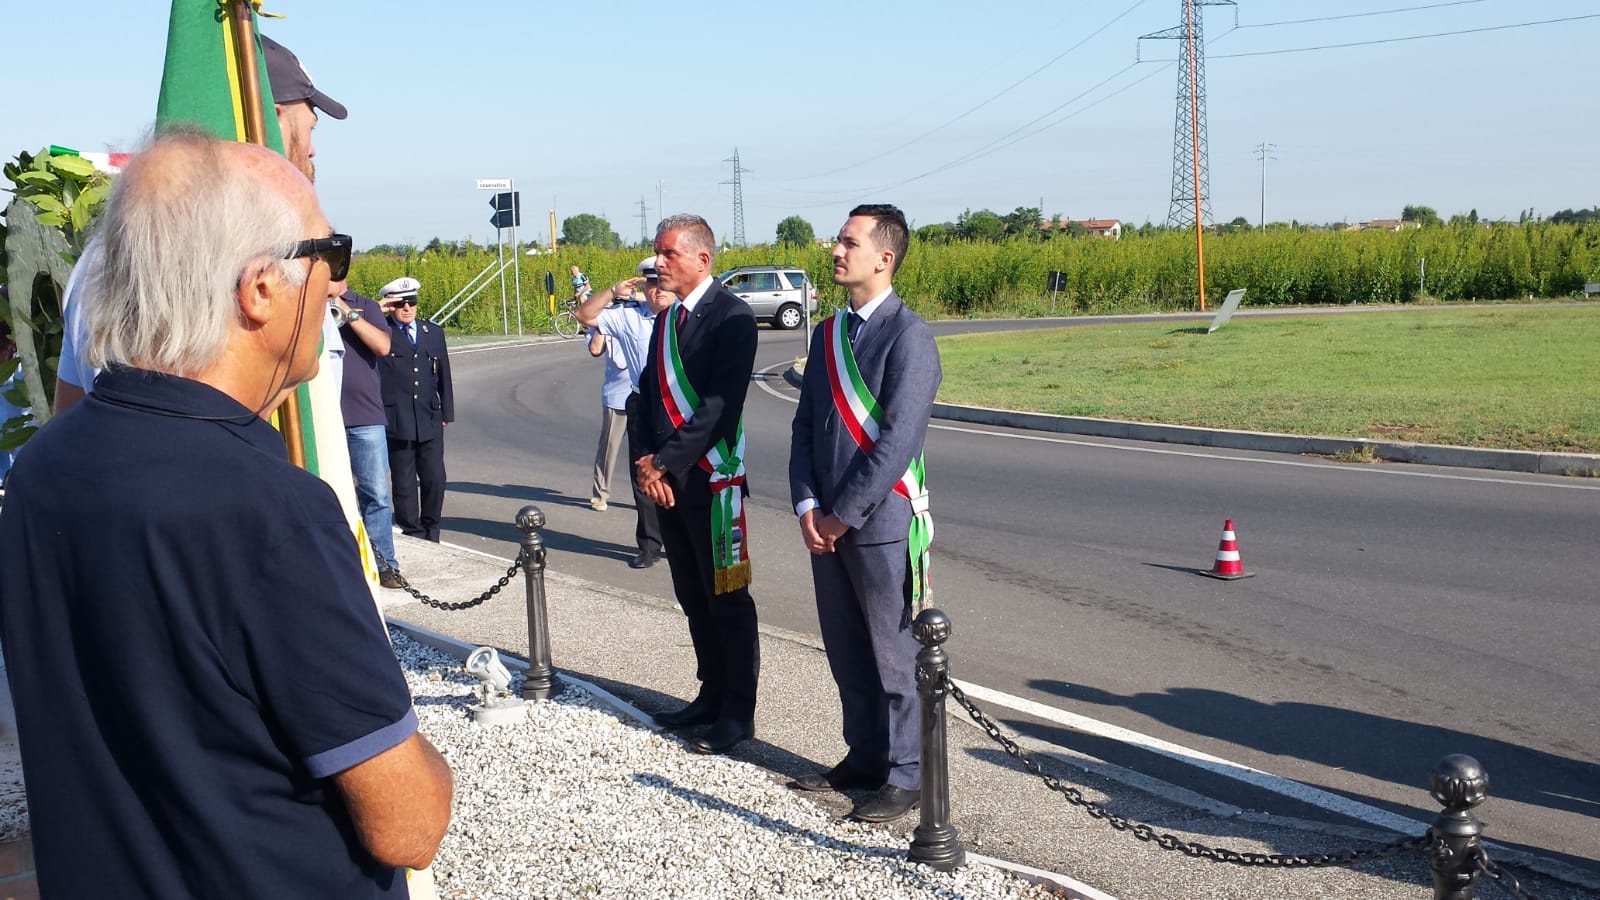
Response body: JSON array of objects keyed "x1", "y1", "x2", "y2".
[
  {"x1": 1186, "y1": 0, "x2": 1207, "y2": 312},
  {"x1": 231, "y1": 1, "x2": 306, "y2": 467}
]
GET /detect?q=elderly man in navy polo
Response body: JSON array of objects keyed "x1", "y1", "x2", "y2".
[
  {"x1": 379, "y1": 276, "x2": 454, "y2": 543},
  {"x1": 0, "y1": 131, "x2": 453, "y2": 899}
]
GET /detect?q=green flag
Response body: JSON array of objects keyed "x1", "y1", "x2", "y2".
[
  {"x1": 152, "y1": 2, "x2": 372, "y2": 587},
  {"x1": 156, "y1": 0, "x2": 285, "y2": 151}
]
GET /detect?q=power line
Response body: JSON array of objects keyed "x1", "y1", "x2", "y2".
[
  {"x1": 1239, "y1": 0, "x2": 1488, "y2": 29},
  {"x1": 775, "y1": 0, "x2": 1152, "y2": 182},
  {"x1": 1211, "y1": 13, "x2": 1600, "y2": 58}
]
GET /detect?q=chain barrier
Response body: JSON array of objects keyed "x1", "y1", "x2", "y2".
[
  {"x1": 398, "y1": 549, "x2": 526, "y2": 611},
  {"x1": 945, "y1": 677, "x2": 1435, "y2": 868},
  {"x1": 1475, "y1": 849, "x2": 1535, "y2": 900}
]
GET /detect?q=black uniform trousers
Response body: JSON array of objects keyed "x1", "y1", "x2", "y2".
[
  {"x1": 656, "y1": 497, "x2": 759, "y2": 723},
  {"x1": 389, "y1": 433, "x2": 445, "y2": 542},
  {"x1": 624, "y1": 392, "x2": 663, "y2": 556}
]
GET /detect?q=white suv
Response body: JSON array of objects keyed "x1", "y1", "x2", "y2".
[{"x1": 717, "y1": 266, "x2": 817, "y2": 329}]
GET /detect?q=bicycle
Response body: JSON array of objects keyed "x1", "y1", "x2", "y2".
[{"x1": 548, "y1": 294, "x2": 582, "y2": 339}]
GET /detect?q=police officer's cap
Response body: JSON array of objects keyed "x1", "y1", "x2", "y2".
[{"x1": 379, "y1": 276, "x2": 422, "y2": 299}]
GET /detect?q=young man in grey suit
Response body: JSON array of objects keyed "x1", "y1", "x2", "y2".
[{"x1": 787, "y1": 204, "x2": 942, "y2": 822}]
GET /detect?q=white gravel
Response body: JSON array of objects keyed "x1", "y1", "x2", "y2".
[{"x1": 394, "y1": 630, "x2": 1049, "y2": 900}]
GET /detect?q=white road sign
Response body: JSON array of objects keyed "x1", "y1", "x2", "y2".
[{"x1": 476, "y1": 178, "x2": 512, "y2": 190}]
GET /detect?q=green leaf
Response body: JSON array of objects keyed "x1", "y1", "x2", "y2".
[
  {"x1": 69, "y1": 198, "x2": 90, "y2": 232},
  {"x1": 49, "y1": 155, "x2": 96, "y2": 178},
  {"x1": 75, "y1": 181, "x2": 110, "y2": 212},
  {"x1": 0, "y1": 422, "x2": 39, "y2": 452},
  {"x1": 33, "y1": 210, "x2": 66, "y2": 227},
  {"x1": 14, "y1": 170, "x2": 58, "y2": 188},
  {"x1": 26, "y1": 194, "x2": 65, "y2": 214}
]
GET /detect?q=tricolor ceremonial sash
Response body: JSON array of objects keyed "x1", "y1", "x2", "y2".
[
  {"x1": 822, "y1": 310, "x2": 934, "y2": 611},
  {"x1": 657, "y1": 304, "x2": 752, "y2": 594}
]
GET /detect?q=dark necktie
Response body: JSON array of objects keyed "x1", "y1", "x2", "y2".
[
  {"x1": 847, "y1": 312, "x2": 864, "y2": 346},
  {"x1": 408, "y1": 324, "x2": 418, "y2": 346},
  {"x1": 676, "y1": 305, "x2": 688, "y2": 331}
]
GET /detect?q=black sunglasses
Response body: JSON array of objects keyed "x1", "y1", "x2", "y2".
[
  {"x1": 396, "y1": 297, "x2": 420, "y2": 307},
  {"x1": 287, "y1": 233, "x2": 352, "y2": 281}
]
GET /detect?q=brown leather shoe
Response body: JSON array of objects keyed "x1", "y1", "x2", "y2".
[
  {"x1": 379, "y1": 569, "x2": 405, "y2": 590},
  {"x1": 849, "y1": 784, "x2": 920, "y2": 823}
]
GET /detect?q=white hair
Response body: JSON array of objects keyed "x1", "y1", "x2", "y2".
[{"x1": 84, "y1": 130, "x2": 306, "y2": 377}]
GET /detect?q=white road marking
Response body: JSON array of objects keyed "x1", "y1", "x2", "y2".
[{"x1": 952, "y1": 680, "x2": 1431, "y2": 836}]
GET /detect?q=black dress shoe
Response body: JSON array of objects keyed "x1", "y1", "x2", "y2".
[
  {"x1": 687, "y1": 719, "x2": 754, "y2": 755},
  {"x1": 628, "y1": 551, "x2": 660, "y2": 569},
  {"x1": 652, "y1": 697, "x2": 717, "y2": 730},
  {"x1": 789, "y1": 761, "x2": 886, "y2": 793},
  {"x1": 849, "y1": 784, "x2": 921, "y2": 823}
]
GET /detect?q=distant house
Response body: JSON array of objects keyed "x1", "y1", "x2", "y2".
[
  {"x1": 1358, "y1": 219, "x2": 1421, "y2": 232},
  {"x1": 1043, "y1": 218, "x2": 1122, "y2": 240}
]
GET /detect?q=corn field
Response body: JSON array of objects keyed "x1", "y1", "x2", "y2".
[{"x1": 349, "y1": 223, "x2": 1600, "y2": 333}]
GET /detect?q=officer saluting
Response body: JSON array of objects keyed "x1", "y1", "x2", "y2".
[{"x1": 378, "y1": 277, "x2": 454, "y2": 543}]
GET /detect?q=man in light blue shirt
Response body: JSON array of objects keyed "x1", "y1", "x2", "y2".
[{"x1": 576, "y1": 255, "x2": 675, "y2": 568}]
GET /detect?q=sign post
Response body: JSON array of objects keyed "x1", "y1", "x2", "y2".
[
  {"x1": 482, "y1": 181, "x2": 522, "y2": 335},
  {"x1": 1046, "y1": 271, "x2": 1067, "y2": 315}
]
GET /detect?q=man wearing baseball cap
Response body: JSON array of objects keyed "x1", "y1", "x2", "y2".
[
  {"x1": 261, "y1": 35, "x2": 347, "y2": 184},
  {"x1": 378, "y1": 278, "x2": 454, "y2": 545},
  {"x1": 575, "y1": 257, "x2": 675, "y2": 568}
]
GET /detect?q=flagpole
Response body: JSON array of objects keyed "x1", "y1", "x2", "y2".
[{"x1": 229, "y1": 0, "x2": 307, "y2": 468}]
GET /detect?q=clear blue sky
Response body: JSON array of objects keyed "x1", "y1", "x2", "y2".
[{"x1": 3, "y1": 1, "x2": 1596, "y2": 250}]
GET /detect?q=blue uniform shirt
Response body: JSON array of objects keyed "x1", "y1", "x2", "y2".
[{"x1": 0, "y1": 368, "x2": 415, "y2": 899}]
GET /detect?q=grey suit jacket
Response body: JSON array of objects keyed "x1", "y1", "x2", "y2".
[{"x1": 789, "y1": 292, "x2": 942, "y2": 545}]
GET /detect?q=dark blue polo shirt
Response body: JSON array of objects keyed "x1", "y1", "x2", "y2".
[
  {"x1": 0, "y1": 368, "x2": 415, "y2": 899},
  {"x1": 340, "y1": 290, "x2": 388, "y2": 427}
]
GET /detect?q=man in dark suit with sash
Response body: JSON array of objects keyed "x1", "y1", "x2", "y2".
[
  {"x1": 787, "y1": 204, "x2": 941, "y2": 822},
  {"x1": 632, "y1": 214, "x2": 761, "y2": 756}
]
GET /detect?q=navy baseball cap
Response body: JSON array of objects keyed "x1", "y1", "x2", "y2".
[{"x1": 261, "y1": 35, "x2": 348, "y2": 120}]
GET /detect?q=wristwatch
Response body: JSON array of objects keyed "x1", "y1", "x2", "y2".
[
  {"x1": 652, "y1": 455, "x2": 669, "y2": 473},
  {"x1": 338, "y1": 308, "x2": 363, "y2": 326}
]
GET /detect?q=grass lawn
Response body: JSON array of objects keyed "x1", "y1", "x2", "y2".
[{"x1": 935, "y1": 306, "x2": 1600, "y2": 454}]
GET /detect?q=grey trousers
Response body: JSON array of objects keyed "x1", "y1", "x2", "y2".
[{"x1": 591, "y1": 405, "x2": 627, "y2": 502}]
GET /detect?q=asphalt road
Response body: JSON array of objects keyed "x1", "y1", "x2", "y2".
[{"x1": 433, "y1": 317, "x2": 1600, "y2": 878}]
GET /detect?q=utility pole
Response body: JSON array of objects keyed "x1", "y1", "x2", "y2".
[
  {"x1": 1141, "y1": 0, "x2": 1238, "y2": 311},
  {"x1": 656, "y1": 179, "x2": 665, "y2": 224},
  {"x1": 635, "y1": 196, "x2": 650, "y2": 247},
  {"x1": 721, "y1": 148, "x2": 751, "y2": 247},
  {"x1": 1255, "y1": 141, "x2": 1277, "y2": 229}
]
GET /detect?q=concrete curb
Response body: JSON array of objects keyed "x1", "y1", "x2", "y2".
[
  {"x1": 385, "y1": 617, "x2": 1115, "y2": 900},
  {"x1": 781, "y1": 367, "x2": 1600, "y2": 477}
]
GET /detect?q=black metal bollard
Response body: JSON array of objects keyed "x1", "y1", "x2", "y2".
[
  {"x1": 517, "y1": 505, "x2": 558, "y2": 700},
  {"x1": 1429, "y1": 754, "x2": 1487, "y2": 900},
  {"x1": 908, "y1": 608, "x2": 965, "y2": 871}
]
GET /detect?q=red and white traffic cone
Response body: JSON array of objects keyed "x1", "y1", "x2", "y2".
[{"x1": 1200, "y1": 519, "x2": 1254, "y2": 580}]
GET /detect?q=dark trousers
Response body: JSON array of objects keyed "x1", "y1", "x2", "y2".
[
  {"x1": 389, "y1": 434, "x2": 445, "y2": 542},
  {"x1": 811, "y1": 538, "x2": 921, "y2": 789},
  {"x1": 657, "y1": 498, "x2": 759, "y2": 722},
  {"x1": 624, "y1": 393, "x2": 662, "y2": 556}
]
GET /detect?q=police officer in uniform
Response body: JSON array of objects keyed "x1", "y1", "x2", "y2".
[{"x1": 378, "y1": 277, "x2": 454, "y2": 542}]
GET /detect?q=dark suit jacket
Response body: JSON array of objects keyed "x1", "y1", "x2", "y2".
[
  {"x1": 630, "y1": 280, "x2": 758, "y2": 506},
  {"x1": 789, "y1": 292, "x2": 942, "y2": 545},
  {"x1": 381, "y1": 317, "x2": 454, "y2": 442}
]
